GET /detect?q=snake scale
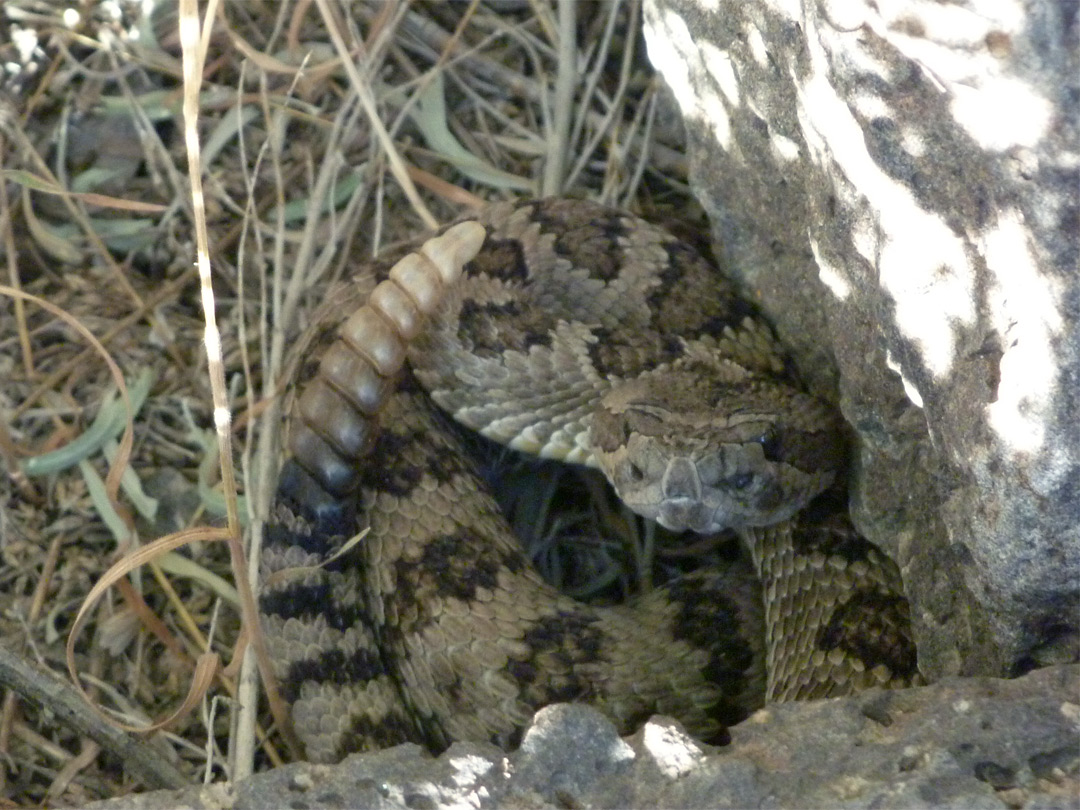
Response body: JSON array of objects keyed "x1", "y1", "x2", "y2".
[{"x1": 259, "y1": 198, "x2": 919, "y2": 763}]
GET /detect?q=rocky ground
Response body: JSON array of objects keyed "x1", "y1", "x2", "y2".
[
  {"x1": 87, "y1": 664, "x2": 1079, "y2": 810},
  {"x1": 641, "y1": 0, "x2": 1078, "y2": 684}
]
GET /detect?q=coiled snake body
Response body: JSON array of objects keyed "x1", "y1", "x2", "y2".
[{"x1": 260, "y1": 198, "x2": 918, "y2": 763}]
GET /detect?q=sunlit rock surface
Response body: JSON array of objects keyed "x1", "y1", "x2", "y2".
[{"x1": 642, "y1": 0, "x2": 1078, "y2": 681}]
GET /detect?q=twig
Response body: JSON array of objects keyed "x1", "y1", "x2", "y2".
[
  {"x1": 0, "y1": 647, "x2": 188, "y2": 790},
  {"x1": 0, "y1": 530, "x2": 64, "y2": 794}
]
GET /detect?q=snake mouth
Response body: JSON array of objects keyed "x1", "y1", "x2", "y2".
[
  {"x1": 657, "y1": 498, "x2": 715, "y2": 534},
  {"x1": 657, "y1": 457, "x2": 719, "y2": 533}
]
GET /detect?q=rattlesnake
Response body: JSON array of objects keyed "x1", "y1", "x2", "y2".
[{"x1": 259, "y1": 198, "x2": 919, "y2": 763}]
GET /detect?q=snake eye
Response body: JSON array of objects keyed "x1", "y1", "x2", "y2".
[
  {"x1": 626, "y1": 461, "x2": 645, "y2": 482},
  {"x1": 724, "y1": 472, "x2": 754, "y2": 490}
]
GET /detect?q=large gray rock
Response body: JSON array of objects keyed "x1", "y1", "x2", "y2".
[
  {"x1": 86, "y1": 664, "x2": 1079, "y2": 809},
  {"x1": 641, "y1": 0, "x2": 1078, "y2": 681}
]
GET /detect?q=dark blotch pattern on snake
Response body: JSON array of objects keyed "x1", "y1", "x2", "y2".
[{"x1": 259, "y1": 198, "x2": 919, "y2": 763}]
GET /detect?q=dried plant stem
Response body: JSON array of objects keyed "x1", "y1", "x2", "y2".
[
  {"x1": 565, "y1": 0, "x2": 641, "y2": 192},
  {"x1": 0, "y1": 136, "x2": 33, "y2": 377},
  {"x1": 177, "y1": 0, "x2": 300, "y2": 780},
  {"x1": 11, "y1": 271, "x2": 195, "y2": 420},
  {"x1": 620, "y1": 81, "x2": 660, "y2": 207},
  {"x1": 542, "y1": 0, "x2": 576, "y2": 195},
  {"x1": 0, "y1": 101, "x2": 188, "y2": 371},
  {"x1": 314, "y1": 0, "x2": 437, "y2": 229}
]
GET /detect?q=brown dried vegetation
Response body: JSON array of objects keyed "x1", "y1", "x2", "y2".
[{"x1": 0, "y1": 0, "x2": 697, "y2": 803}]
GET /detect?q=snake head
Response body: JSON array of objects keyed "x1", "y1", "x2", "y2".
[{"x1": 590, "y1": 371, "x2": 844, "y2": 533}]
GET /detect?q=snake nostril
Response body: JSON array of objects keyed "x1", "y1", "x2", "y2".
[{"x1": 757, "y1": 430, "x2": 782, "y2": 462}]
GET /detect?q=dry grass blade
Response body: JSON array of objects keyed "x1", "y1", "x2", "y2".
[
  {"x1": 64, "y1": 527, "x2": 228, "y2": 735},
  {"x1": 177, "y1": 0, "x2": 302, "y2": 777},
  {"x1": 0, "y1": 100, "x2": 149, "y2": 311},
  {"x1": 314, "y1": 0, "x2": 437, "y2": 229},
  {"x1": 0, "y1": 286, "x2": 139, "y2": 504},
  {"x1": 1, "y1": 287, "x2": 222, "y2": 767},
  {"x1": 0, "y1": 169, "x2": 168, "y2": 214},
  {"x1": 0, "y1": 0, "x2": 688, "y2": 800}
]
